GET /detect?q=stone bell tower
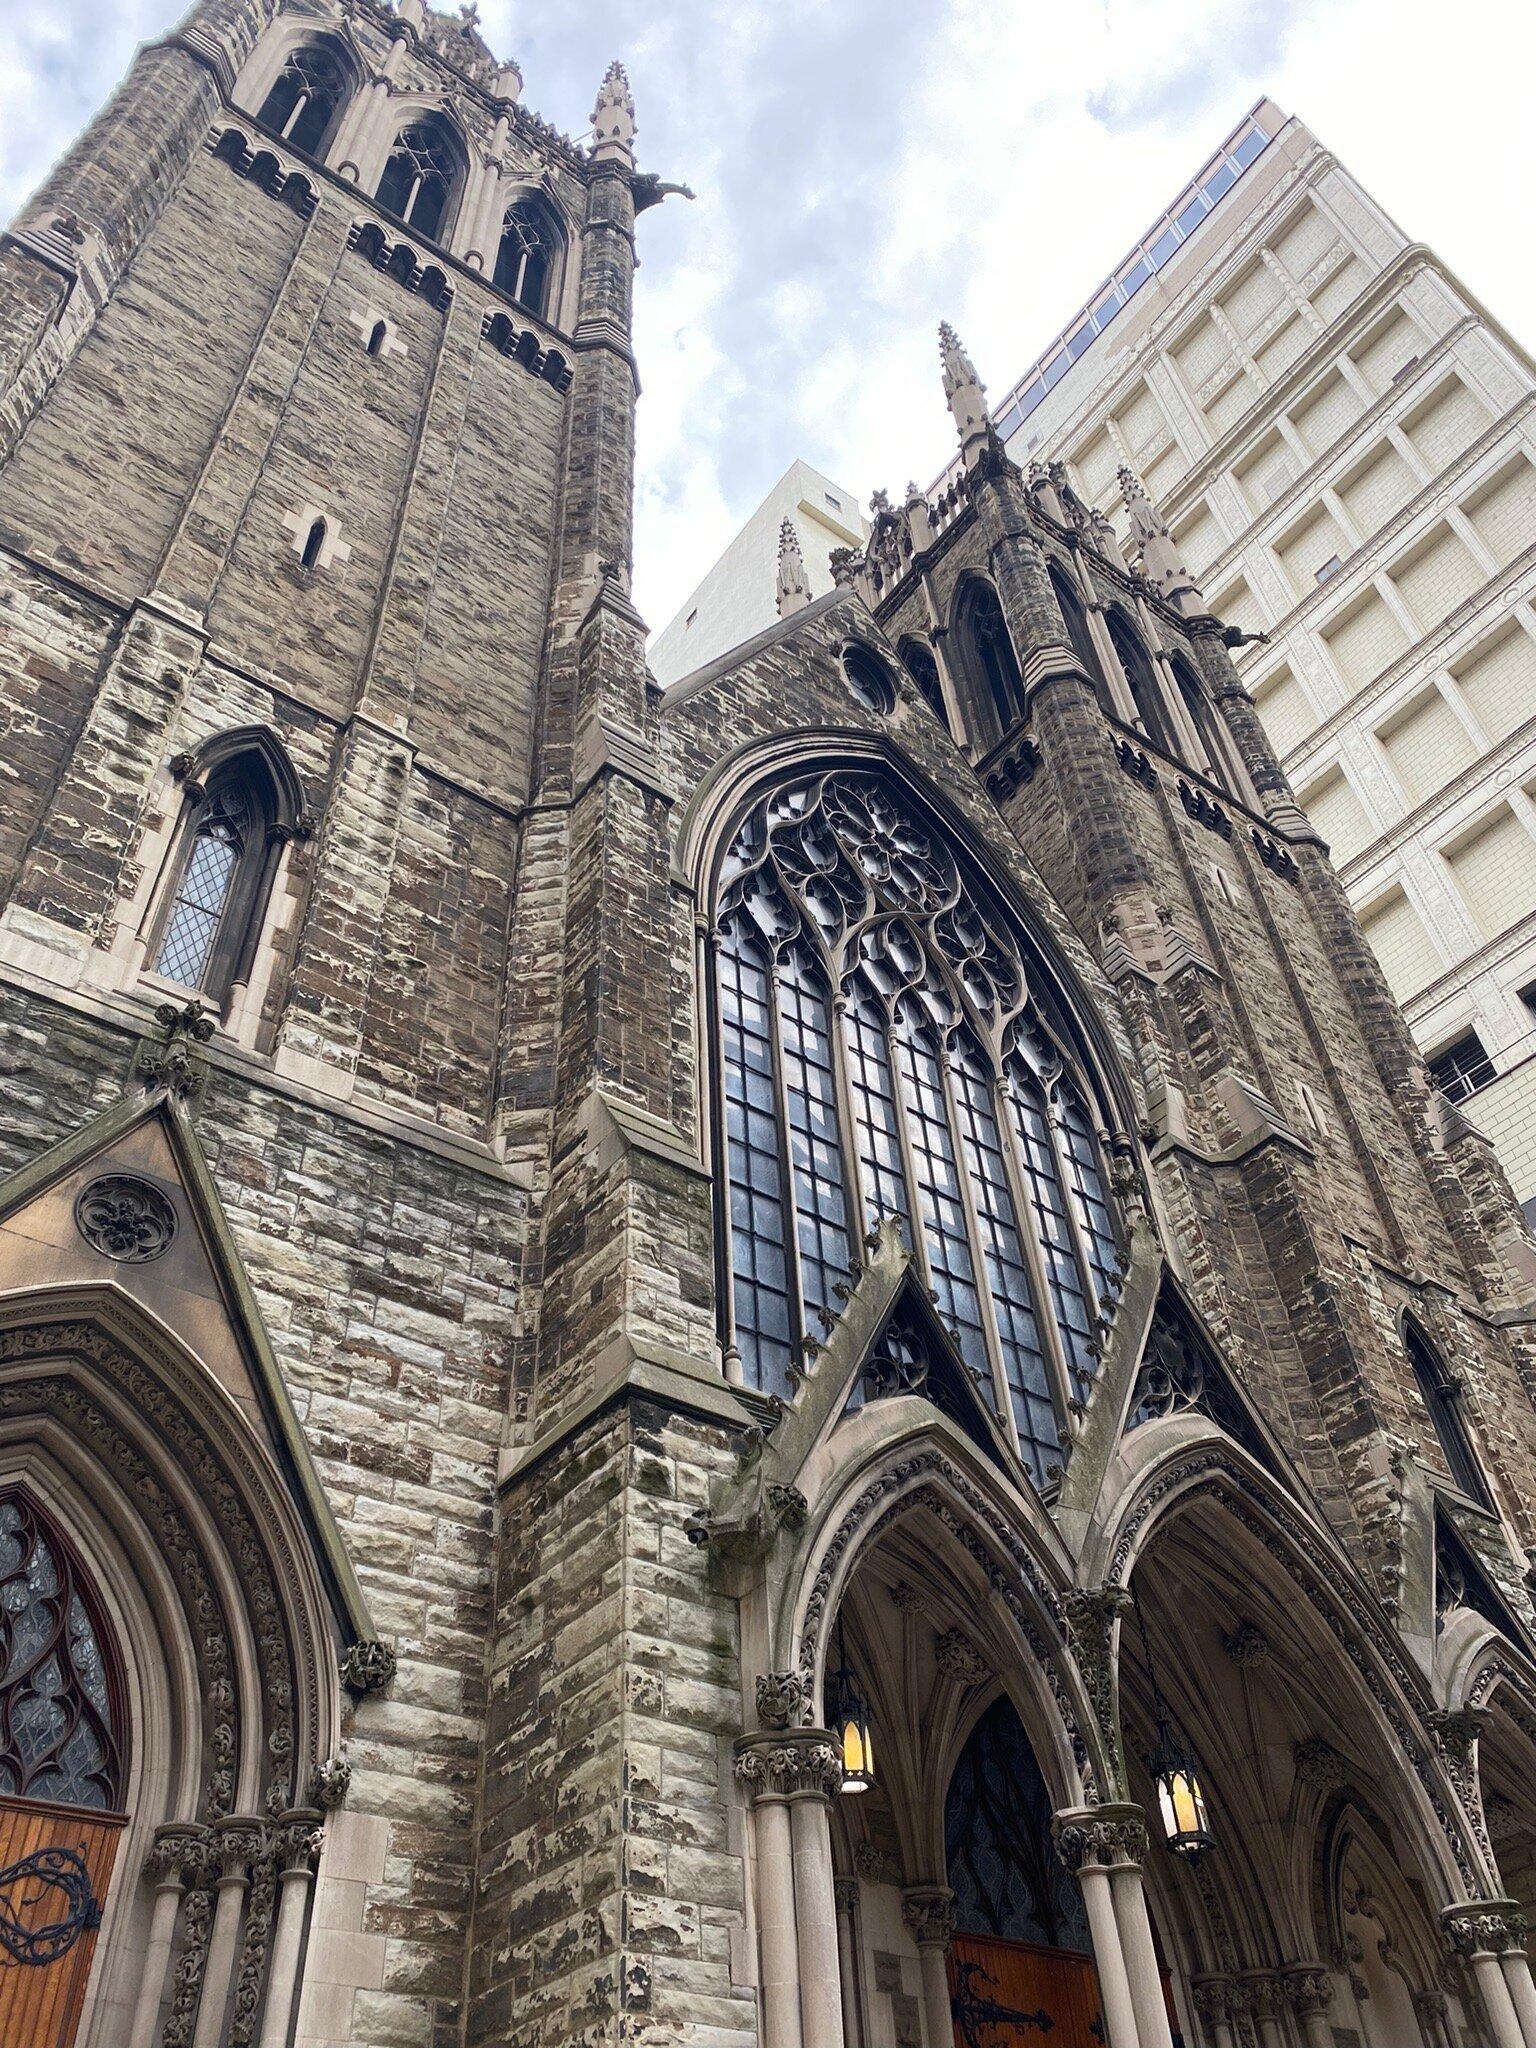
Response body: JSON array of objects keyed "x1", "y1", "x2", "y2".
[{"x1": 0, "y1": 3, "x2": 693, "y2": 2044}]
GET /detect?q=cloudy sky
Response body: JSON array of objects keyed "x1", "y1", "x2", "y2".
[{"x1": 3, "y1": 0, "x2": 1533, "y2": 636}]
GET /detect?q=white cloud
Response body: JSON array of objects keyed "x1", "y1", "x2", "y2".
[{"x1": 3, "y1": 0, "x2": 1533, "y2": 639}]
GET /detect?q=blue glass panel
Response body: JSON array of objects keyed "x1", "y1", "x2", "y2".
[
  {"x1": 1203, "y1": 159, "x2": 1237, "y2": 203},
  {"x1": 950, "y1": 1041, "x2": 1060, "y2": 1480},
  {"x1": 1009, "y1": 1070, "x2": 1097, "y2": 1404},
  {"x1": 719, "y1": 922, "x2": 795, "y2": 1395},
  {"x1": 843, "y1": 981, "x2": 909, "y2": 1238},
  {"x1": 893, "y1": 1015, "x2": 991, "y2": 1385},
  {"x1": 777, "y1": 947, "x2": 854, "y2": 1327},
  {"x1": 1054, "y1": 1081, "x2": 1120, "y2": 1313},
  {"x1": 1231, "y1": 124, "x2": 1265, "y2": 168},
  {"x1": 1149, "y1": 226, "x2": 1180, "y2": 269},
  {"x1": 1175, "y1": 194, "x2": 1207, "y2": 237}
]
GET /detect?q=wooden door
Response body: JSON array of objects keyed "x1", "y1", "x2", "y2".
[
  {"x1": 949, "y1": 1932, "x2": 1184, "y2": 2047},
  {"x1": 0, "y1": 1795, "x2": 125, "y2": 2048}
]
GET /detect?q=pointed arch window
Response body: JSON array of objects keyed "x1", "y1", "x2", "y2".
[
  {"x1": 1107, "y1": 608, "x2": 1175, "y2": 754},
  {"x1": 898, "y1": 637, "x2": 950, "y2": 733},
  {"x1": 256, "y1": 38, "x2": 351, "y2": 159},
  {"x1": 493, "y1": 196, "x2": 562, "y2": 320},
  {"x1": 1048, "y1": 561, "x2": 1113, "y2": 717},
  {"x1": 1406, "y1": 1319, "x2": 1492, "y2": 1510},
  {"x1": 957, "y1": 579, "x2": 1027, "y2": 735},
  {"x1": 151, "y1": 738, "x2": 301, "y2": 1008},
  {"x1": 713, "y1": 769, "x2": 1124, "y2": 1484},
  {"x1": 0, "y1": 1492, "x2": 124, "y2": 1812},
  {"x1": 377, "y1": 118, "x2": 463, "y2": 242}
]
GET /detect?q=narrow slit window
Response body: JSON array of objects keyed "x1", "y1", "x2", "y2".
[
  {"x1": 366, "y1": 320, "x2": 387, "y2": 358},
  {"x1": 301, "y1": 518, "x2": 326, "y2": 570}
]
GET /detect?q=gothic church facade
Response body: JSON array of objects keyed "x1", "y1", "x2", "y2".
[{"x1": 1, "y1": 6, "x2": 1536, "y2": 2048}]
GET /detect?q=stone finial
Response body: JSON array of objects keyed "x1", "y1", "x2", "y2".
[
  {"x1": 939, "y1": 322, "x2": 990, "y2": 469},
  {"x1": 494, "y1": 59, "x2": 524, "y2": 103},
  {"x1": 903, "y1": 479, "x2": 934, "y2": 554},
  {"x1": 592, "y1": 61, "x2": 637, "y2": 168},
  {"x1": 1118, "y1": 463, "x2": 1204, "y2": 617},
  {"x1": 775, "y1": 518, "x2": 810, "y2": 617}
]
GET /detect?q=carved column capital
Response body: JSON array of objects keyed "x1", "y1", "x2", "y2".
[
  {"x1": 1414, "y1": 1987, "x2": 1450, "y2": 2022},
  {"x1": 733, "y1": 1728, "x2": 843, "y2": 1802},
  {"x1": 1443, "y1": 1899, "x2": 1528, "y2": 1955},
  {"x1": 1051, "y1": 1803, "x2": 1147, "y2": 1873},
  {"x1": 1282, "y1": 1964, "x2": 1335, "y2": 2016},
  {"x1": 1241, "y1": 1969, "x2": 1284, "y2": 2019},
  {"x1": 211, "y1": 1816, "x2": 264, "y2": 1886},
  {"x1": 275, "y1": 1808, "x2": 327, "y2": 1878},
  {"x1": 902, "y1": 1884, "x2": 957, "y2": 1950},
  {"x1": 1191, "y1": 1973, "x2": 1238, "y2": 2024},
  {"x1": 833, "y1": 1875, "x2": 860, "y2": 1916},
  {"x1": 145, "y1": 1823, "x2": 205, "y2": 1889}
]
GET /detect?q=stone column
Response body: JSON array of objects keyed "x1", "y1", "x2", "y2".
[
  {"x1": 128, "y1": 1826, "x2": 200, "y2": 2048},
  {"x1": 1241, "y1": 1972, "x2": 1285, "y2": 2048},
  {"x1": 256, "y1": 1809, "x2": 326, "y2": 2048},
  {"x1": 1100, "y1": 1809, "x2": 1173, "y2": 2048},
  {"x1": 1190, "y1": 1974, "x2": 1238, "y2": 2048},
  {"x1": 902, "y1": 1885, "x2": 956, "y2": 2048},
  {"x1": 192, "y1": 1817, "x2": 262, "y2": 2048},
  {"x1": 1054, "y1": 1812, "x2": 1139, "y2": 2048},
  {"x1": 787, "y1": 1742, "x2": 847, "y2": 2048},
  {"x1": 1444, "y1": 1907, "x2": 1527, "y2": 2048},
  {"x1": 1282, "y1": 1964, "x2": 1336, "y2": 2048},
  {"x1": 735, "y1": 1741, "x2": 805, "y2": 2048},
  {"x1": 834, "y1": 1877, "x2": 864, "y2": 2048},
  {"x1": 1498, "y1": 1924, "x2": 1536, "y2": 2048},
  {"x1": 1413, "y1": 1986, "x2": 1455, "y2": 2048}
]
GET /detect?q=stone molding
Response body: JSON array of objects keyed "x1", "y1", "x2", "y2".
[
  {"x1": 1051, "y1": 1803, "x2": 1149, "y2": 1872},
  {"x1": 1442, "y1": 1900, "x2": 1528, "y2": 1955},
  {"x1": 733, "y1": 1729, "x2": 843, "y2": 1802},
  {"x1": 901, "y1": 1884, "x2": 957, "y2": 1949}
]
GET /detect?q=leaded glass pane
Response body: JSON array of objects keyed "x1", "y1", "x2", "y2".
[
  {"x1": 951, "y1": 1040, "x2": 1059, "y2": 1479},
  {"x1": 1009, "y1": 1070, "x2": 1098, "y2": 1403},
  {"x1": 1055, "y1": 1081, "x2": 1120, "y2": 1310},
  {"x1": 843, "y1": 980, "x2": 908, "y2": 1238},
  {"x1": 892, "y1": 1011, "x2": 990, "y2": 1382},
  {"x1": 776, "y1": 947, "x2": 853, "y2": 1326},
  {"x1": 946, "y1": 1695, "x2": 1091, "y2": 1950},
  {"x1": 719, "y1": 920, "x2": 795, "y2": 1395},
  {"x1": 154, "y1": 816, "x2": 238, "y2": 989},
  {"x1": 0, "y1": 1495, "x2": 121, "y2": 1810}
]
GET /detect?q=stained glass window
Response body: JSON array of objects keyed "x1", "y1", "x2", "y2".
[
  {"x1": 0, "y1": 1494, "x2": 123, "y2": 1811},
  {"x1": 714, "y1": 769, "x2": 1124, "y2": 1471},
  {"x1": 947, "y1": 1695, "x2": 1090, "y2": 1950}
]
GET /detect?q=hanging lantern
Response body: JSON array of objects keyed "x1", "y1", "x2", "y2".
[
  {"x1": 1149, "y1": 1717, "x2": 1213, "y2": 1857},
  {"x1": 1134, "y1": 1583, "x2": 1213, "y2": 1857},
  {"x1": 828, "y1": 1615, "x2": 875, "y2": 1794}
]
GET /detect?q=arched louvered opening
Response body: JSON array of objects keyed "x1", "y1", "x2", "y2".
[
  {"x1": 256, "y1": 37, "x2": 353, "y2": 158},
  {"x1": 1047, "y1": 561, "x2": 1113, "y2": 717},
  {"x1": 713, "y1": 768, "x2": 1125, "y2": 1484},
  {"x1": 898, "y1": 636, "x2": 950, "y2": 732},
  {"x1": 955, "y1": 578, "x2": 1027, "y2": 737},
  {"x1": 493, "y1": 195, "x2": 564, "y2": 320},
  {"x1": 1404, "y1": 1317, "x2": 1492, "y2": 1510},
  {"x1": 377, "y1": 116, "x2": 465, "y2": 242},
  {"x1": 1106, "y1": 608, "x2": 1176, "y2": 755}
]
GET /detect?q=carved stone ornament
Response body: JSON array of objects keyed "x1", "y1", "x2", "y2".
[
  {"x1": 756, "y1": 1670, "x2": 806, "y2": 1730},
  {"x1": 1413, "y1": 1988, "x2": 1450, "y2": 2023},
  {"x1": 1051, "y1": 1805, "x2": 1148, "y2": 1873},
  {"x1": 1292, "y1": 1735, "x2": 1349, "y2": 1796},
  {"x1": 132, "y1": 997, "x2": 216, "y2": 1104},
  {"x1": 1191, "y1": 1975, "x2": 1237, "y2": 2024},
  {"x1": 833, "y1": 1875, "x2": 859, "y2": 1915},
  {"x1": 1282, "y1": 1966, "x2": 1334, "y2": 2016},
  {"x1": 765, "y1": 1484, "x2": 808, "y2": 1534},
  {"x1": 855, "y1": 1839, "x2": 890, "y2": 1883},
  {"x1": 311, "y1": 1755, "x2": 352, "y2": 1810},
  {"x1": 934, "y1": 1628, "x2": 991, "y2": 1688},
  {"x1": 1443, "y1": 1901, "x2": 1528, "y2": 1956},
  {"x1": 889, "y1": 1579, "x2": 927, "y2": 1616},
  {"x1": 340, "y1": 1639, "x2": 397, "y2": 1695},
  {"x1": 1221, "y1": 1620, "x2": 1270, "y2": 1668},
  {"x1": 734, "y1": 1731, "x2": 843, "y2": 1801},
  {"x1": 74, "y1": 1174, "x2": 177, "y2": 1263},
  {"x1": 902, "y1": 1886, "x2": 957, "y2": 1948}
]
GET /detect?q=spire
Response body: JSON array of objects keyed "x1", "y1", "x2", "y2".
[
  {"x1": 591, "y1": 60, "x2": 637, "y2": 168},
  {"x1": 939, "y1": 321, "x2": 990, "y2": 469},
  {"x1": 775, "y1": 518, "x2": 810, "y2": 617},
  {"x1": 1118, "y1": 465, "x2": 1204, "y2": 615}
]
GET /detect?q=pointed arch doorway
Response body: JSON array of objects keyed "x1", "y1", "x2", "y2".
[{"x1": 0, "y1": 1487, "x2": 127, "y2": 2048}]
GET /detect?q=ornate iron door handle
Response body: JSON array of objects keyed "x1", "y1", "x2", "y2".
[
  {"x1": 951, "y1": 1958, "x2": 1054, "y2": 2041},
  {"x1": 0, "y1": 1845, "x2": 101, "y2": 1967}
]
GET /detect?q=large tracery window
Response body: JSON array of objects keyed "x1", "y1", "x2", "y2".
[
  {"x1": 256, "y1": 39, "x2": 351, "y2": 158},
  {"x1": 715, "y1": 769, "x2": 1123, "y2": 1483},
  {"x1": 494, "y1": 197, "x2": 562, "y2": 319},
  {"x1": 377, "y1": 118, "x2": 463, "y2": 242},
  {"x1": 0, "y1": 1493, "x2": 123, "y2": 1812}
]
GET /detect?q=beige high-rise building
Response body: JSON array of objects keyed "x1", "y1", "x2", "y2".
[{"x1": 960, "y1": 98, "x2": 1536, "y2": 1213}]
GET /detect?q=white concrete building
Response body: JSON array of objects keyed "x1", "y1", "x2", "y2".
[
  {"x1": 648, "y1": 458, "x2": 867, "y2": 685},
  {"x1": 941, "y1": 99, "x2": 1536, "y2": 1215}
]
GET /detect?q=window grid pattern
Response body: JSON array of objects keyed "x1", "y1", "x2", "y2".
[
  {"x1": 154, "y1": 816, "x2": 240, "y2": 989},
  {"x1": 951, "y1": 1043, "x2": 1059, "y2": 1478},
  {"x1": 259, "y1": 43, "x2": 347, "y2": 156},
  {"x1": 893, "y1": 1016, "x2": 992, "y2": 1384},
  {"x1": 719, "y1": 922, "x2": 795, "y2": 1395},
  {"x1": 777, "y1": 948, "x2": 854, "y2": 1327},
  {"x1": 1055, "y1": 1083, "x2": 1121, "y2": 1311},
  {"x1": 1009, "y1": 1072, "x2": 1098, "y2": 1404},
  {"x1": 378, "y1": 124, "x2": 459, "y2": 239},
  {"x1": 714, "y1": 770, "x2": 1123, "y2": 1466},
  {"x1": 0, "y1": 1494, "x2": 122, "y2": 1810},
  {"x1": 843, "y1": 982, "x2": 910, "y2": 1237}
]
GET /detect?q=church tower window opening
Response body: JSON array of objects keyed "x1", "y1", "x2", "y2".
[
  {"x1": 1047, "y1": 561, "x2": 1114, "y2": 718},
  {"x1": 255, "y1": 39, "x2": 351, "y2": 159},
  {"x1": 1405, "y1": 1317, "x2": 1493, "y2": 1511},
  {"x1": 493, "y1": 197, "x2": 562, "y2": 320},
  {"x1": 956, "y1": 578, "x2": 1027, "y2": 735},
  {"x1": 1107, "y1": 607, "x2": 1176, "y2": 755},
  {"x1": 151, "y1": 746, "x2": 290, "y2": 1006},
  {"x1": 714, "y1": 768, "x2": 1123, "y2": 1483},
  {"x1": 377, "y1": 119, "x2": 464, "y2": 243},
  {"x1": 897, "y1": 637, "x2": 950, "y2": 732}
]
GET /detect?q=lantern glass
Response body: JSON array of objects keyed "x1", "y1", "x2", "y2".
[{"x1": 1154, "y1": 1756, "x2": 1212, "y2": 1855}]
